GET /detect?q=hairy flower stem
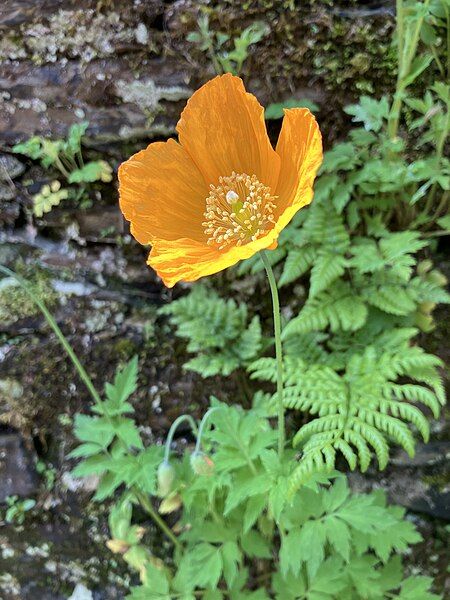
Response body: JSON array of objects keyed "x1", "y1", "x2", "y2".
[
  {"x1": 0, "y1": 265, "x2": 102, "y2": 405},
  {"x1": 134, "y1": 489, "x2": 181, "y2": 550},
  {"x1": 194, "y1": 407, "x2": 220, "y2": 454},
  {"x1": 163, "y1": 414, "x2": 198, "y2": 463},
  {"x1": 0, "y1": 265, "x2": 181, "y2": 549},
  {"x1": 260, "y1": 251, "x2": 285, "y2": 458}
]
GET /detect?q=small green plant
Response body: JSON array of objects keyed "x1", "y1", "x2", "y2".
[
  {"x1": 36, "y1": 460, "x2": 57, "y2": 491},
  {"x1": 4, "y1": 495, "x2": 36, "y2": 525},
  {"x1": 187, "y1": 14, "x2": 269, "y2": 75},
  {"x1": 265, "y1": 98, "x2": 319, "y2": 120},
  {"x1": 159, "y1": 285, "x2": 263, "y2": 377},
  {"x1": 1, "y1": 262, "x2": 442, "y2": 597},
  {"x1": 68, "y1": 358, "x2": 439, "y2": 599},
  {"x1": 32, "y1": 180, "x2": 69, "y2": 217},
  {"x1": 13, "y1": 121, "x2": 112, "y2": 216}
]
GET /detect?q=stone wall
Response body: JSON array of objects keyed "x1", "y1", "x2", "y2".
[{"x1": 1, "y1": 0, "x2": 396, "y2": 147}]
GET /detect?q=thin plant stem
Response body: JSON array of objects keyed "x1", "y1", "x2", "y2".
[
  {"x1": 388, "y1": 0, "x2": 431, "y2": 140},
  {"x1": 445, "y1": 3, "x2": 450, "y2": 80},
  {"x1": 195, "y1": 407, "x2": 220, "y2": 453},
  {"x1": 423, "y1": 99, "x2": 450, "y2": 216},
  {"x1": 422, "y1": 229, "x2": 450, "y2": 238},
  {"x1": 431, "y1": 191, "x2": 449, "y2": 222},
  {"x1": 163, "y1": 414, "x2": 198, "y2": 463},
  {"x1": 396, "y1": 0, "x2": 404, "y2": 75},
  {"x1": 0, "y1": 265, "x2": 101, "y2": 405},
  {"x1": 54, "y1": 156, "x2": 72, "y2": 180},
  {"x1": 134, "y1": 489, "x2": 181, "y2": 550},
  {"x1": 0, "y1": 265, "x2": 181, "y2": 550},
  {"x1": 259, "y1": 251, "x2": 285, "y2": 458}
]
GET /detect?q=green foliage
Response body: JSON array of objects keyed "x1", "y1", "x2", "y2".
[
  {"x1": 4, "y1": 495, "x2": 36, "y2": 524},
  {"x1": 69, "y1": 357, "x2": 162, "y2": 502},
  {"x1": 159, "y1": 286, "x2": 262, "y2": 377},
  {"x1": 32, "y1": 180, "x2": 68, "y2": 217},
  {"x1": 68, "y1": 159, "x2": 113, "y2": 183},
  {"x1": 36, "y1": 460, "x2": 57, "y2": 491},
  {"x1": 72, "y1": 386, "x2": 438, "y2": 599},
  {"x1": 12, "y1": 121, "x2": 112, "y2": 215},
  {"x1": 250, "y1": 325, "x2": 445, "y2": 491},
  {"x1": 187, "y1": 14, "x2": 269, "y2": 75},
  {"x1": 345, "y1": 96, "x2": 390, "y2": 131},
  {"x1": 233, "y1": 21, "x2": 448, "y2": 485},
  {"x1": 265, "y1": 98, "x2": 319, "y2": 120},
  {"x1": 161, "y1": 0, "x2": 448, "y2": 506}
]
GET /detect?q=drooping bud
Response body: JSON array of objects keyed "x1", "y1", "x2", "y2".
[
  {"x1": 417, "y1": 260, "x2": 433, "y2": 275},
  {"x1": 159, "y1": 493, "x2": 182, "y2": 515},
  {"x1": 428, "y1": 270, "x2": 447, "y2": 287},
  {"x1": 190, "y1": 451, "x2": 215, "y2": 476},
  {"x1": 157, "y1": 460, "x2": 175, "y2": 497}
]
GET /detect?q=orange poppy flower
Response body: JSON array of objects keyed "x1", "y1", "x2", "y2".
[{"x1": 119, "y1": 74, "x2": 322, "y2": 287}]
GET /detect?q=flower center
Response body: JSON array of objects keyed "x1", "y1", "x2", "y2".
[{"x1": 203, "y1": 172, "x2": 277, "y2": 250}]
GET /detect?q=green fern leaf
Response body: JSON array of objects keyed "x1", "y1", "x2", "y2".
[
  {"x1": 283, "y1": 282, "x2": 368, "y2": 337},
  {"x1": 309, "y1": 252, "x2": 347, "y2": 297},
  {"x1": 364, "y1": 284, "x2": 417, "y2": 315},
  {"x1": 279, "y1": 246, "x2": 318, "y2": 287}
]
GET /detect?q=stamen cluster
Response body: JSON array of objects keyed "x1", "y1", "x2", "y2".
[{"x1": 203, "y1": 172, "x2": 277, "y2": 250}]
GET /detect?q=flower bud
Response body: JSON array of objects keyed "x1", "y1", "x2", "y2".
[
  {"x1": 157, "y1": 460, "x2": 175, "y2": 497},
  {"x1": 417, "y1": 260, "x2": 432, "y2": 275},
  {"x1": 190, "y1": 451, "x2": 215, "y2": 476},
  {"x1": 428, "y1": 271, "x2": 447, "y2": 287}
]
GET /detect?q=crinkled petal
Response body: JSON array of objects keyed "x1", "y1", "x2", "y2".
[
  {"x1": 118, "y1": 138, "x2": 209, "y2": 244},
  {"x1": 274, "y1": 108, "x2": 323, "y2": 228},
  {"x1": 149, "y1": 228, "x2": 283, "y2": 287},
  {"x1": 177, "y1": 73, "x2": 280, "y2": 191}
]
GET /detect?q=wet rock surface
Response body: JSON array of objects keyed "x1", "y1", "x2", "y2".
[
  {"x1": 0, "y1": 497, "x2": 131, "y2": 600},
  {"x1": 349, "y1": 441, "x2": 450, "y2": 520},
  {"x1": 0, "y1": 431, "x2": 39, "y2": 501},
  {"x1": 0, "y1": 154, "x2": 25, "y2": 180},
  {"x1": 0, "y1": 0, "x2": 400, "y2": 147}
]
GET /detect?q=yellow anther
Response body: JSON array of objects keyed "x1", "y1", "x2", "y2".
[{"x1": 203, "y1": 173, "x2": 277, "y2": 250}]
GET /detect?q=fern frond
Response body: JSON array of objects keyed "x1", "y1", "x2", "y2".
[
  {"x1": 363, "y1": 284, "x2": 417, "y2": 315},
  {"x1": 309, "y1": 252, "x2": 347, "y2": 297},
  {"x1": 333, "y1": 438, "x2": 357, "y2": 470},
  {"x1": 388, "y1": 383, "x2": 441, "y2": 418},
  {"x1": 342, "y1": 430, "x2": 371, "y2": 471},
  {"x1": 279, "y1": 246, "x2": 318, "y2": 287},
  {"x1": 288, "y1": 443, "x2": 337, "y2": 495},
  {"x1": 282, "y1": 282, "x2": 368, "y2": 337},
  {"x1": 379, "y1": 399, "x2": 430, "y2": 442},
  {"x1": 348, "y1": 418, "x2": 389, "y2": 469},
  {"x1": 357, "y1": 408, "x2": 416, "y2": 457},
  {"x1": 234, "y1": 316, "x2": 262, "y2": 360},
  {"x1": 281, "y1": 337, "x2": 444, "y2": 496},
  {"x1": 293, "y1": 415, "x2": 346, "y2": 446},
  {"x1": 160, "y1": 285, "x2": 262, "y2": 376},
  {"x1": 307, "y1": 204, "x2": 350, "y2": 252}
]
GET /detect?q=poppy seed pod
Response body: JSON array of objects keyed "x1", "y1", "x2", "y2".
[
  {"x1": 190, "y1": 451, "x2": 215, "y2": 476},
  {"x1": 157, "y1": 460, "x2": 175, "y2": 497}
]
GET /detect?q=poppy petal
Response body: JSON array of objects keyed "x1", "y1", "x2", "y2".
[
  {"x1": 274, "y1": 108, "x2": 323, "y2": 226},
  {"x1": 118, "y1": 139, "x2": 209, "y2": 245},
  {"x1": 149, "y1": 227, "x2": 282, "y2": 288},
  {"x1": 177, "y1": 74, "x2": 280, "y2": 192}
]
